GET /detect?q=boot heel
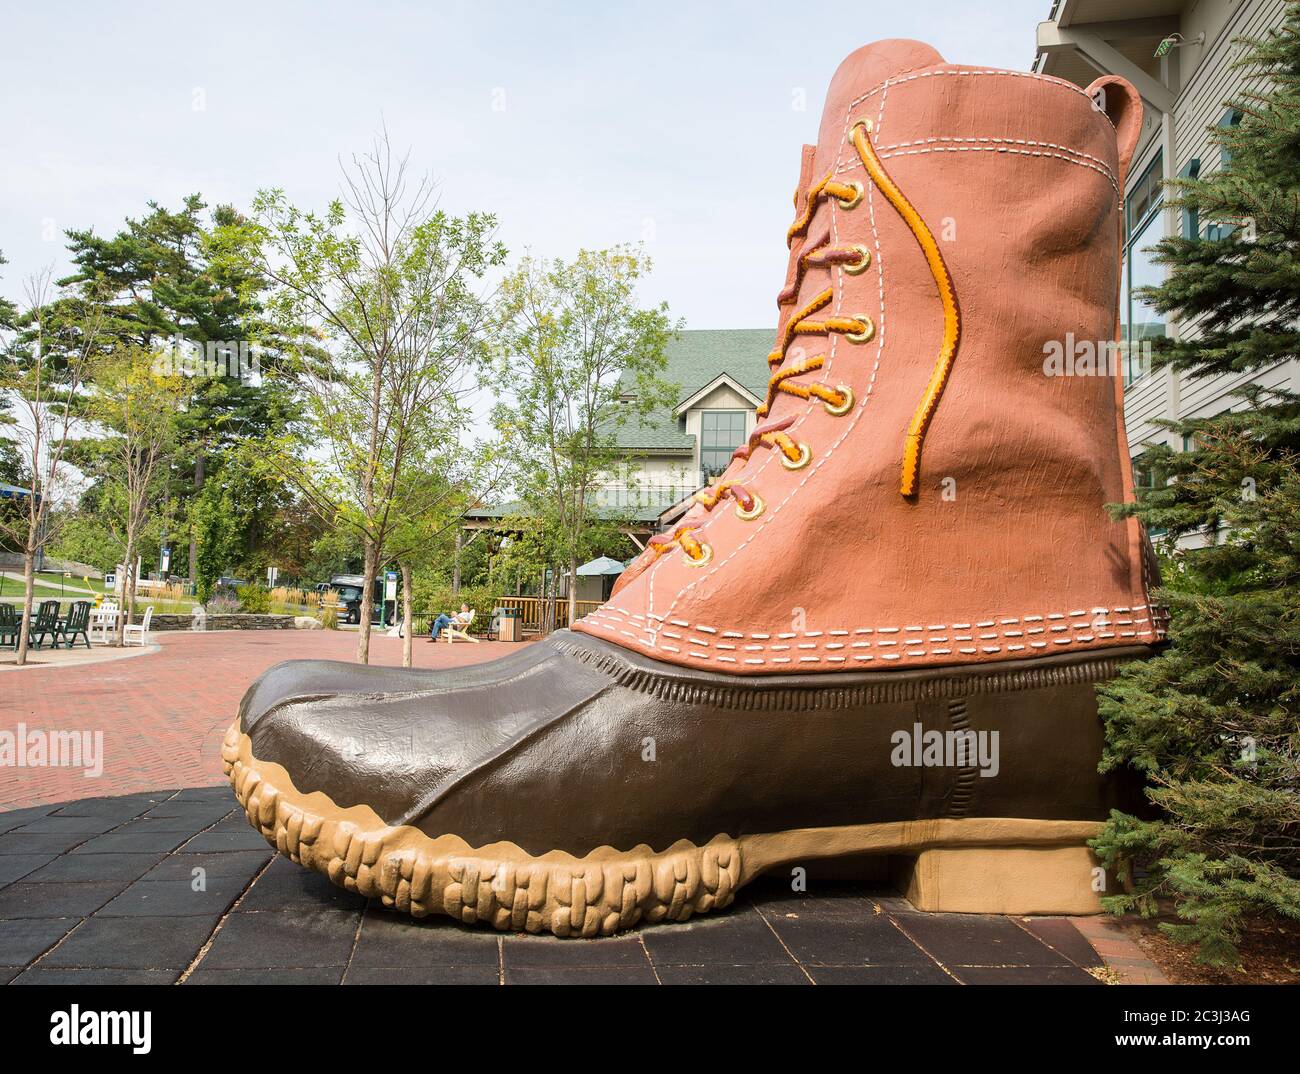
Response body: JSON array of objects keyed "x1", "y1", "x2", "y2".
[{"x1": 895, "y1": 844, "x2": 1106, "y2": 915}]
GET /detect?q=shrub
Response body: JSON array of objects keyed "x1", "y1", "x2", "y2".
[{"x1": 235, "y1": 584, "x2": 271, "y2": 614}]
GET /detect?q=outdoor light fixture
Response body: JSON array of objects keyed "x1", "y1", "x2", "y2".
[{"x1": 1155, "y1": 31, "x2": 1205, "y2": 58}]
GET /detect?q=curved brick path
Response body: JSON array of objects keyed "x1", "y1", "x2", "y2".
[{"x1": 0, "y1": 630, "x2": 527, "y2": 810}]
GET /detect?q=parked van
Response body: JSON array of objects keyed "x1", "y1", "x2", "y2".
[{"x1": 328, "y1": 574, "x2": 396, "y2": 625}]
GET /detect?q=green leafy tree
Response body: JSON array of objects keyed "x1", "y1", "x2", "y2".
[
  {"x1": 228, "y1": 130, "x2": 507, "y2": 662},
  {"x1": 1092, "y1": 9, "x2": 1300, "y2": 966},
  {"x1": 488, "y1": 246, "x2": 677, "y2": 627},
  {"x1": 191, "y1": 479, "x2": 242, "y2": 604},
  {"x1": 61, "y1": 195, "x2": 298, "y2": 581},
  {"x1": 0, "y1": 251, "x2": 20, "y2": 486},
  {"x1": 0, "y1": 271, "x2": 109, "y2": 664},
  {"x1": 236, "y1": 132, "x2": 509, "y2": 660},
  {"x1": 81, "y1": 345, "x2": 187, "y2": 641}
]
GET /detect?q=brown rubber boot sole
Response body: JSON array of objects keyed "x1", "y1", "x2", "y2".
[{"x1": 225, "y1": 721, "x2": 1108, "y2": 937}]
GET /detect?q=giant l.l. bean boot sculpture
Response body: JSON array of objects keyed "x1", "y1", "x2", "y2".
[{"x1": 226, "y1": 40, "x2": 1165, "y2": 936}]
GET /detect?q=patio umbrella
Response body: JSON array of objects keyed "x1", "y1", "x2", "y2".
[{"x1": 575, "y1": 556, "x2": 625, "y2": 577}]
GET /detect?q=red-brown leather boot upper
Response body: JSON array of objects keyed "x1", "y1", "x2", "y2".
[{"x1": 575, "y1": 40, "x2": 1165, "y2": 675}]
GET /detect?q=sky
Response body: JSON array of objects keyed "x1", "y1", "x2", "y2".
[{"x1": 1, "y1": 0, "x2": 1049, "y2": 332}]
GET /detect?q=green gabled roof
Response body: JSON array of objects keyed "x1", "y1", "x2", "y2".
[
  {"x1": 610, "y1": 328, "x2": 770, "y2": 451},
  {"x1": 609, "y1": 415, "x2": 695, "y2": 452},
  {"x1": 654, "y1": 328, "x2": 772, "y2": 403},
  {"x1": 464, "y1": 499, "x2": 676, "y2": 524}
]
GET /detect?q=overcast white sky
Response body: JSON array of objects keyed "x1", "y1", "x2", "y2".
[{"x1": 1, "y1": 1, "x2": 1046, "y2": 330}]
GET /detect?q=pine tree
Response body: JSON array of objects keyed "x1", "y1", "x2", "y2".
[
  {"x1": 60, "y1": 196, "x2": 298, "y2": 580},
  {"x1": 1092, "y1": 8, "x2": 1300, "y2": 966}
]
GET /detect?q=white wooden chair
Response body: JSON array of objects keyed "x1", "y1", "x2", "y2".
[
  {"x1": 123, "y1": 606, "x2": 153, "y2": 647},
  {"x1": 444, "y1": 609, "x2": 478, "y2": 644},
  {"x1": 90, "y1": 602, "x2": 119, "y2": 643}
]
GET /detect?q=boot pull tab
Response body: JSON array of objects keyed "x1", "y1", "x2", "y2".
[{"x1": 1084, "y1": 75, "x2": 1144, "y2": 185}]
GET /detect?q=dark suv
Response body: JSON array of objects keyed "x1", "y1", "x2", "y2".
[{"x1": 327, "y1": 575, "x2": 394, "y2": 625}]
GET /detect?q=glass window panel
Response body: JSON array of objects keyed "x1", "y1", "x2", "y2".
[
  {"x1": 700, "y1": 411, "x2": 748, "y2": 478},
  {"x1": 1124, "y1": 211, "x2": 1166, "y2": 385}
]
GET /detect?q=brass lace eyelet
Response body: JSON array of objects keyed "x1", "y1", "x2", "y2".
[
  {"x1": 781, "y1": 442, "x2": 812, "y2": 471},
  {"x1": 823, "y1": 385, "x2": 854, "y2": 416},
  {"x1": 735, "y1": 493, "x2": 765, "y2": 521},
  {"x1": 846, "y1": 315, "x2": 875, "y2": 344},
  {"x1": 843, "y1": 244, "x2": 872, "y2": 275},
  {"x1": 851, "y1": 118, "x2": 874, "y2": 140},
  {"x1": 683, "y1": 542, "x2": 713, "y2": 567},
  {"x1": 836, "y1": 181, "x2": 864, "y2": 211}
]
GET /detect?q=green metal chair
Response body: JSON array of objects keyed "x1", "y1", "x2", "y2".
[
  {"x1": 28, "y1": 600, "x2": 61, "y2": 649},
  {"x1": 0, "y1": 604, "x2": 18, "y2": 649},
  {"x1": 56, "y1": 600, "x2": 92, "y2": 649}
]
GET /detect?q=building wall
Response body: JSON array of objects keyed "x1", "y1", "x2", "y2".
[
  {"x1": 1122, "y1": 0, "x2": 1297, "y2": 462},
  {"x1": 607, "y1": 381, "x2": 762, "y2": 505}
]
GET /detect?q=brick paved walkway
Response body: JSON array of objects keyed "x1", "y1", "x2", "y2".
[
  {"x1": 0, "y1": 631, "x2": 531, "y2": 810},
  {"x1": 0, "y1": 788, "x2": 1144, "y2": 986}
]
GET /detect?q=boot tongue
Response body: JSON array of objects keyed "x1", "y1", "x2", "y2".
[{"x1": 814, "y1": 39, "x2": 946, "y2": 169}]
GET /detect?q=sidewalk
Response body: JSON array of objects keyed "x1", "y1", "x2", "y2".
[
  {"x1": 0, "y1": 630, "x2": 534, "y2": 809},
  {"x1": 0, "y1": 788, "x2": 1155, "y2": 986}
]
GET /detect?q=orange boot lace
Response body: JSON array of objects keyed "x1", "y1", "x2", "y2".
[{"x1": 650, "y1": 120, "x2": 961, "y2": 567}]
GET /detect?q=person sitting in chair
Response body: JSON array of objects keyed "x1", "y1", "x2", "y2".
[{"x1": 429, "y1": 603, "x2": 471, "y2": 641}]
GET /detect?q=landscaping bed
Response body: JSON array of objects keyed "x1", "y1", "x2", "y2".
[{"x1": 141, "y1": 613, "x2": 298, "y2": 631}]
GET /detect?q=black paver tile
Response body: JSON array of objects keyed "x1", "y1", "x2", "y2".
[
  {"x1": 96, "y1": 875, "x2": 249, "y2": 917},
  {"x1": 344, "y1": 964, "x2": 500, "y2": 985},
  {"x1": 40, "y1": 914, "x2": 219, "y2": 969},
  {"x1": 893, "y1": 913, "x2": 1071, "y2": 967},
  {"x1": 69, "y1": 830, "x2": 190, "y2": 855},
  {"x1": 206, "y1": 812, "x2": 254, "y2": 829},
  {"x1": 13, "y1": 967, "x2": 179, "y2": 985},
  {"x1": 0, "y1": 833, "x2": 90, "y2": 855},
  {"x1": 180, "y1": 829, "x2": 272, "y2": 853},
  {"x1": 51, "y1": 794, "x2": 164, "y2": 819},
  {"x1": 1017, "y1": 917, "x2": 1103, "y2": 967},
  {"x1": 142, "y1": 801, "x2": 234, "y2": 821},
  {"x1": 170, "y1": 787, "x2": 231, "y2": 802},
  {"x1": 198, "y1": 909, "x2": 360, "y2": 969},
  {"x1": 504, "y1": 963, "x2": 659, "y2": 985},
  {"x1": 502, "y1": 934, "x2": 651, "y2": 969},
  {"x1": 767, "y1": 913, "x2": 934, "y2": 966},
  {"x1": 13, "y1": 815, "x2": 120, "y2": 835},
  {"x1": 0, "y1": 918, "x2": 77, "y2": 964},
  {"x1": 808, "y1": 963, "x2": 958, "y2": 985},
  {"x1": 0, "y1": 806, "x2": 58, "y2": 834},
  {"x1": 111, "y1": 817, "x2": 219, "y2": 834},
  {"x1": 26, "y1": 852, "x2": 164, "y2": 885},
  {"x1": 654, "y1": 962, "x2": 811, "y2": 985},
  {"x1": 0, "y1": 881, "x2": 123, "y2": 919},
  {"x1": 0, "y1": 854, "x2": 59, "y2": 886},
  {"x1": 640, "y1": 912, "x2": 794, "y2": 966},
  {"x1": 235, "y1": 855, "x2": 366, "y2": 912},
  {"x1": 184, "y1": 966, "x2": 345, "y2": 985},
  {"x1": 952, "y1": 964, "x2": 1101, "y2": 985},
  {"x1": 142, "y1": 850, "x2": 270, "y2": 882},
  {"x1": 350, "y1": 911, "x2": 500, "y2": 967}
]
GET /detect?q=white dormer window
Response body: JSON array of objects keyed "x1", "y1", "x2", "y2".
[{"x1": 700, "y1": 411, "x2": 748, "y2": 478}]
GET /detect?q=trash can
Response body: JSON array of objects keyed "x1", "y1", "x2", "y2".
[{"x1": 498, "y1": 607, "x2": 521, "y2": 642}]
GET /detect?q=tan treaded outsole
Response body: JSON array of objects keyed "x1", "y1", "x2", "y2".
[{"x1": 224, "y1": 721, "x2": 1103, "y2": 937}]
